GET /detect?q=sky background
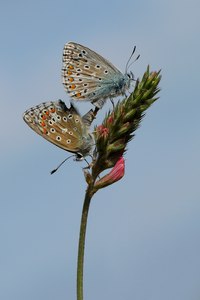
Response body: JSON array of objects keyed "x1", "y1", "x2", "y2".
[{"x1": 1, "y1": 0, "x2": 200, "y2": 299}]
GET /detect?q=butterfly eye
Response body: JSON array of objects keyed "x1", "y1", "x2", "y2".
[
  {"x1": 82, "y1": 50, "x2": 87, "y2": 55},
  {"x1": 96, "y1": 65, "x2": 101, "y2": 69},
  {"x1": 57, "y1": 115, "x2": 61, "y2": 121},
  {"x1": 84, "y1": 65, "x2": 90, "y2": 69},
  {"x1": 76, "y1": 153, "x2": 83, "y2": 160},
  {"x1": 104, "y1": 70, "x2": 108, "y2": 74},
  {"x1": 68, "y1": 114, "x2": 73, "y2": 119},
  {"x1": 68, "y1": 131, "x2": 73, "y2": 135},
  {"x1": 75, "y1": 118, "x2": 79, "y2": 123},
  {"x1": 66, "y1": 139, "x2": 71, "y2": 144},
  {"x1": 63, "y1": 116, "x2": 67, "y2": 122}
]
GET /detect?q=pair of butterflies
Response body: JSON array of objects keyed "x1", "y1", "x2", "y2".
[{"x1": 23, "y1": 42, "x2": 136, "y2": 162}]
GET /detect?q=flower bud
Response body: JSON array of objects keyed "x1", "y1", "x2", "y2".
[
  {"x1": 97, "y1": 125, "x2": 109, "y2": 138},
  {"x1": 94, "y1": 157, "x2": 125, "y2": 189}
]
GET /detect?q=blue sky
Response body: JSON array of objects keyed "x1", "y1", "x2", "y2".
[{"x1": 1, "y1": 0, "x2": 200, "y2": 299}]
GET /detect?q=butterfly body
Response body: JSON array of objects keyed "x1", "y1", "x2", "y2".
[
  {"x1": 62, "y1": 42, "x2": 133, "y2": 108},
  {"x1": 23, "y1": 100, "x2": 94, "y2": 159}
]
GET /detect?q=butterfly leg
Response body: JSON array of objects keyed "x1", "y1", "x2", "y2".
[
  {"x1": 123, "y1": 91, "x2": 131, "y2": 98},
  {"x1": 83, "y1": 158, "x2": 91, "y2": 168},
  {"x1": 110, "y1": 98, "x2": 115, "y2": 108},
  {"x1": 82, "y1": 156, "x2": 97, "y2": 170}
]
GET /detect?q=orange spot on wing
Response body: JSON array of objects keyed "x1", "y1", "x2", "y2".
[
  {"x1": 69, "y1": 77, "x2": 74, "y2": 82},
  {"x1": 69, "y1": 65, "x2": 74, "y2": 69},
  {"x1": 42, "y1": 115, "x2": 46, "y2": 120},
  {"x1": 41, "y1": 121, "x2": 46, "y2": 127},
  {"x1": 76, "y1": 92, "x2": 82, "y2": 98},
  {"x1": 71, "y1": 84, "x2": 76, "y2": 90},
  {"x1": 43, "y1": 128, "x2": 47, "y2": 134},
  {"x1": 67, "y1": 71, "x2": 72, "y2": 75}
]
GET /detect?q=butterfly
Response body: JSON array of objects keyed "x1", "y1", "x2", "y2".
[
  {"x1": 62, "y1": 42, "x2": 137, "y2": 108},
  {"x1": 23, "y1": 100, "x2": 95, "y2": 161}
]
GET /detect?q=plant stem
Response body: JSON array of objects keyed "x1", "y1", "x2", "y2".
[{"x1": 77, "y1": 185, "x2": 94, "y2": 300}]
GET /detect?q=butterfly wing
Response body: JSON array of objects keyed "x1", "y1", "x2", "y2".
[
  {"x1": 62, "y1": 42, "x2": 128, "y2": 108},
  {"x1": 23, "y1": 100, "x2": 93, "y2": 156}
]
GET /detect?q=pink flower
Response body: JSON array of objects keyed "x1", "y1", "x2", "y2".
[
  {"x1": 94, "y1": 157, "x2": 125, "y2": 189},
  {"x1": 97, "y1": 125, "x2": 109, "y2": 138},
  {"x1": 107, "y1": 115, "x2": 114, "y2": 124}
]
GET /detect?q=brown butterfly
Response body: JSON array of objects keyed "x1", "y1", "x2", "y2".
[{"x1": 23, "y1": 100, "x2": 95, "y2": 161}]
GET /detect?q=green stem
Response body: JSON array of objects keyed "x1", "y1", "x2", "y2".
[{"x1": 77, "y1": 185, "x2": 94, "y2": 300}]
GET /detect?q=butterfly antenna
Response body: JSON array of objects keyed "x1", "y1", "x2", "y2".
[
  {"x1": 125, "y1": 46, "x2": 136, "y2": 74},
  {"x1": 127, "y1": 54, "x2": 140, "y2": 73},
  {"x1": 50, "y1": 155, "x2": 74, "y2": 174}
]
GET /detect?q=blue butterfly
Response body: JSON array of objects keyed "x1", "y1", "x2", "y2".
[{"x1": 62, "y1": 42, "x2": 138, "y2": 108}]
